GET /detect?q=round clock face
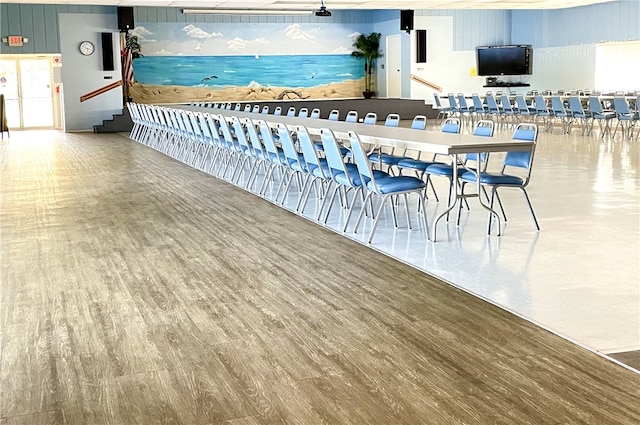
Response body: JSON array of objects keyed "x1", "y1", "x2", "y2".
[{"x1": 79, "y1": 41, "x2": 95, "y2": 56}]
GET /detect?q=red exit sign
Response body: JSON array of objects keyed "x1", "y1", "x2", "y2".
[{"x1": 8, "y1": 35, "x2": 23, "y2": 47}]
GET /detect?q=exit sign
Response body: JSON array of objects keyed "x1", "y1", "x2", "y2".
[{"x1": 8, "y1": 36, "x2": 23, "y2": 47}]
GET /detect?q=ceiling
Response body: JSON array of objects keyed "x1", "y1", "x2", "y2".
[{"x1": 3, "y1": 0, "x2": 615, "y2": 11}]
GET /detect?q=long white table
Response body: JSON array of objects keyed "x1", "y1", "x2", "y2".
[{"x1": 179, "y1": 105, "x2": 535, "y2": 241}]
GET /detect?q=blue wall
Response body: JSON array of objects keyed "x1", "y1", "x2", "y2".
[
  {"x1": 2, "y1": 2, "x2": 639, "y2": 55},
  {"x1": 0, "y1": 4, "x2": 113, "y2": 54},
  {"x1": 512, "y1": 0, "x2": 640, "y2": 47}
]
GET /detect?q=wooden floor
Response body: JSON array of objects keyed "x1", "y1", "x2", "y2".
[{"x1": 1, "y1": 131, "x2": 638, "y2": 425}]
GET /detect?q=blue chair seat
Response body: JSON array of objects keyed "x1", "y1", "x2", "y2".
[
  {"x1": 397, "y1": 158, "x2": 437, "y2": 170},
  {"x1": 335, "y1": 164, "x2": 388, "y2": 187},
  {"x1": 424, "y1": 163, "x2": 466, "y2": 177},
  {"x1": 368, "y1": 152, "x2": 404, "y2": 166},
  {"x1": 460, "y1": 171, "x2": 524, "y2": 186},
  {"x1": 367, "y1": 176, "x2": 425, "y2": 194},
  {"x1": 315, "y1": 141, "x2": 350, "y2": 156}
]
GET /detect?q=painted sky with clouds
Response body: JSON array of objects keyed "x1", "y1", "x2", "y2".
[{"x1": 129, "y1": 22, "x2": 366, "y2": 56}]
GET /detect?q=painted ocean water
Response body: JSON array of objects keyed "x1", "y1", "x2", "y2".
[{"x1": 133, "y1": 54, "x2": 365, "y2": 88}]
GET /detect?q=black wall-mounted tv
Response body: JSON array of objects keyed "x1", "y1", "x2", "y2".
[{"x1": 476, "y1": 45, "x2": 533, "y2": 76}]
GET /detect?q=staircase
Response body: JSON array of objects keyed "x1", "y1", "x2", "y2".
[{"x1": 93, "y1": 108, "x2": 133, "y2": 133}]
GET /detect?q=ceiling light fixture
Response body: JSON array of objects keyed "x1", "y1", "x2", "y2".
[
  {"x1": 315, "y1": 0, "x2": 332, "y2": 17},
  {"x1": 182, "y1": 8, "x2": 312, "y2": 15}
]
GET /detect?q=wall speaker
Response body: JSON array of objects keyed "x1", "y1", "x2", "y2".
[
  {"x1": 416, "y1": 29, "x2": 427, "y2": 63},
  {"x1": 117, "y1": 6, "x2": 134, "y2": 32},
  {"x1": 101, "y1": 32, "x2": 115, "y2": 71},
  {"x1": 400, "y1": 10, "x2": 414, "y2": 33}
]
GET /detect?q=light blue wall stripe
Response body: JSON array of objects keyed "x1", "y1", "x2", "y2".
[
  {"x1": 512, "y1": 0, "x2": 640, "y2": 47},
  {"x1": 1, "y1": 2, "x2": 638, "y2": 54},
  {"x1": 0, "y1": 3, "x2": 115, "y2": 54}
]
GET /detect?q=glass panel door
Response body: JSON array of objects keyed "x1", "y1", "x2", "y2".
[
  {"x1": 0, "y1": 58, "x2": 21, "y2": 128},
  {"x1": 0, "y1": 56, "x2": 55, "y2": 129},
  {"x1": 19, "y1": 58, "x2": 53, "y2": 127}
]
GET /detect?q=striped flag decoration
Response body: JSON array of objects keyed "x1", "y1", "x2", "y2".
[{"x1": 121, "y1": 33, "x2": 134, "y2": 84}]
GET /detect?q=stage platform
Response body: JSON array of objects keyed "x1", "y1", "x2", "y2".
[{"x1": 234, "y1": 98, "x2": 438, "y2": 121}]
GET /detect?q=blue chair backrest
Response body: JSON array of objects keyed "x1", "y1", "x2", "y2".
[
  {"x1": 243, "y1": 104, "x2": 251, "y2": 112},
  {"x1": 297, "y1": 126, "x2": 322, "y2": 171},
  {"x1": 568, "y1": 96, "x2": 584, "y2": 113},
  {"x1": 485, "y1": 95, "x2": 500, "y2": 114},
  {"x1": 515, "y1": 95, "x2": 530, "y2": 113},
  {"x1": 472, "y1": 93, "x2": 484, "y2": 112},
  {"x1": 261, "y1": 105, "x2": 269, "y2": 114},
  {"x1": 457, "y1": 93, "x2": 470, "y2": 111},
  {"x1": 287, "y1": 107, "x2": 296, "y2": 117},
  {"x1": 310, "y1": 108, "x2": 321, "y2": 119},
  {"x1": 363, "y1": 112, "x2": 377, "y2": 125},
  {"x1": 411, "y1": 115, "x2": 427, "y2": 130},
  {"x1": 298, "y1": 108, "x2": 308, "y2": 118},
  {"x1": 234, "y1": 103, "x2": 241, "y2": 111},
  {"x1": 551, "y1": 96, "x2": 566, "y2": 113},
  {"x1": 500, "y1": 94, "x2": 514, "y2": 112},
  {"x1": 613, "y1": 97, "x2": 631, "y2": 115},
  {"x1": 273, "y1": 106, "x2": 282, "y2": 116},
  {"x1": 441, "y1": 118, "x2": 460, "y2": 134},
  {"x1": 320, "y1": 129, "x2": 348, "y2": 179},
  {"x1": 447, "y1": 93, "x2": 458, "y2": 112},
  {"x1": 348, "y1": 132, "x2": 375, "y2": 186},
  {"x1": 217, "y1": 115, "x2": 235, "y2": 144},
  {"x1": 433, "y1": 93, "x2": 443, "y2": 108},
  {"x1": 384, "y1": 113, "x2": 400, "y2": 127},
  {"x1": 328, "y1": 110, "x2": 340, "y2": 121},
  {"x1": 252, "y1": 105, "x2": 260, "y2": 113},
  {"x1": 534, "y1": 96, "x2": 548, "y2": 113},
  {"x1": 277, "y1": 124, "x2": 300, "y2": 164},
  {"x1": 506, "y1": 124, "x2": 538, "y2": 169},
  {"x1": 257, "y1": 120, "x2": 280, "y2": 157},
  {"x1": 345, "y1": 111, "x2": 358, "y2": 123},
  {"x1": 588, "y1": 96, "x2": 604, "y2": 114},
  {"x1": 245, "y1": 118, "x2": 265, "y2": 154},
  {"x1": 472, "y1": 120, "x2": 494, "y2": 138},
  {"x1": 231, "y1": 117, "x2": 250, "y2": 149}
]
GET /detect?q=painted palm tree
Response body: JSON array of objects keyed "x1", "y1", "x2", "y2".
[{"x1": 351, "y1": 32, "x2": 382, "y2": 98}]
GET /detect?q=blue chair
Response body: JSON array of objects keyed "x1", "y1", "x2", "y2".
[
  {"x1": 297, "y1": 107, "x2": 309, "y2": 118},
  {"x1": 363, "y1": 112, "x2": 377, "y2": 125},
  {"x1": 456, "y1": 93, "x2": 473, "y2": 125},
  {"x1": 433, "y1": 93, "x2": 452, "y2": 124},
  {"x1": 256, "y1": 120, "x2": 288, "y2": 197},
  {"x1": 319, "y1": 128, "x2": 389, "y2": 231},
  {"x1": 261, "y1": 105, "x2": 269, "y2": 114},
  {"x1": 310, "y1": 108, "x2": 321, "y2": 119},
  {"x1": 350, "y1": 131, "x2": 429, "y2": 243},
  {"x1": 286, "y1": 107, "x2": 296, "y2": 117},
  {"x1": 514, "y1": 94, "x2": 536, "y2": 122},
  {"x1": 327, "y1": 109, "x2": 340, "y2": 121},
  {"x1": 484, "y1": 94, "x2": 503, "y2": 124},
  {"x1": 568, "y1": 96, "x2": 592, "y2": 135},
  {"x1": 251, "y1": 105, "x2": 260, "y2": 113},
  {"x1": 471, "y1": 93, "x2": 488, "y2": 121},
  {"x1": 234, "y1": 103, "x2": 242, "y2": 111},
  {"x1": 410, "y1": 115, "x2": 427, "y2": 130},
  {"x1": 500, "y1": 94, "x2": 517, "y2": 128},
  {"x1": 550, "y1": 95, "x2": 573, "y2": 134},
  {"x1": 460, "y1": 123, "x2": 539, "y2": 234},
  {"x1": 533, "y1": 95, "x2": 553, "y2": 133},
  {"x1": 422, "y1": 117, "x2": 466, "y2": 207},
  {"x1": 588, "y1": 96, "x2": 615, "y2": 137},
  {"x1": 273, "y1": 106, "x2": 282, "y2": 116},
  {"x1": 612, "y1": 97, "x2": 639, "y2": 139},
  {"x1": 244, "y1": 118, "x2": 270, "y2": 193},
  {"x1": 344, "y1": 110, "x2": 358, "y2": 123},
  {"x1": 295, "y1": 125, "x2": 332, "y2": 214},
  {"x1": 243, "y1": 104, "x2": 251, "y2": 112},
  {"x1": 274, "y1": 123, "x2": 307, "y2": 205},
  {"x1": 367, "y1": 113, "x2": 403, "y2": 173}
]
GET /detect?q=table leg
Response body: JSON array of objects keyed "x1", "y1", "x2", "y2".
[{"x1": 431, "y1": 153, "x2": 460, "y2": 242}]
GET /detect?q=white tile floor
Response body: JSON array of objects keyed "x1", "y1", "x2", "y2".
[{"x1": 257, "y1": 123, "x2": 640, "y2": 361}]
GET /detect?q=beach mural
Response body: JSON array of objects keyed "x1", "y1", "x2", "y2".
[{"x1": 127, "y1": 22, "x2": 371, "y2": 104}]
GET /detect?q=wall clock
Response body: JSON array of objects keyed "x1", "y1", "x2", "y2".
[{"x1": 79, "y1": 41, "x2": 95, "y2": 56}]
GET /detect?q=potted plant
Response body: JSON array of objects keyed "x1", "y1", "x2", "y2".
[{"x1": 351, "y1": 32, "x2": 382, "y2": 99}]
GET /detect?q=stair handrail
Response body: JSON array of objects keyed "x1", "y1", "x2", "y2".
[
  {"x1": 409, "y1": 74, "x2": 442, "y2": 92},
  {"x1": 80, "y1": 80, "x2": 123, "y2": 103}
]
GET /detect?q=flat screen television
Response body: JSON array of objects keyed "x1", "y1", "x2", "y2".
[{"x1": 476, "y1": 45, "x2": 532, "y2": 76}]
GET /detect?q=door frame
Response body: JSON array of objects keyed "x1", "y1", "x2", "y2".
[{"x1": 0, "y1": 54, "x2": 62, "y2": 129}]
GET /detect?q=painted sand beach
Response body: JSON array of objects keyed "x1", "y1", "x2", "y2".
[{"x1": 128, "y1": 78, "x2": 366, "y2": 104}]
